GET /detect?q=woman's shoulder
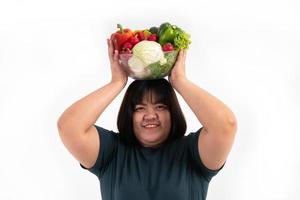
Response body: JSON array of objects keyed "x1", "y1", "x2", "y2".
[{"x1": 94, "y1": 125, "x2": 120, "y2": 138}]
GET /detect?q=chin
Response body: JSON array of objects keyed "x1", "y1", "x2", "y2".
[{"x1": 139, "y1": 135, "x2": 166, "y2": 147}]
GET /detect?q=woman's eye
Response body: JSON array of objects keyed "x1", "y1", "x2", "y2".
[
  {"x1": 156, "y1": 105, "x2": 167, "y2": 110},
  {"x1": 135, "y1": 107, "x2": 144, "y2": 111}
]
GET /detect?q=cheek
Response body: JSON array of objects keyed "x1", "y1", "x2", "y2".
[
  {"x1": 161, "y1": 113, "x2": 171, "y2": 129},
  {"x1": 132, "y1": 113, "x2": 138, "y2": 123},
  {"x1": 166, "y1": 112, "x2": 171, "y2": 121},
  {"x1": 132, "y1": 114, "x2": 142, "y2": 131}
]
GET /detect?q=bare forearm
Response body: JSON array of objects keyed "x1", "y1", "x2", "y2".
[
  {"x1": 173, "y1": 78, "x2": 236, "y2": 133},
  {"x1": 57, "y1": 81, "x2": 125, "y2": 133}
]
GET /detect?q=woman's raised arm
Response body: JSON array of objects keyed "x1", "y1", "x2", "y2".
[
  {"x1": 169, "y1": 50, "x2": 237, "y2": 170},
  {"x1": 57, "y1": 39, "x2": 127, "y2": 168}
]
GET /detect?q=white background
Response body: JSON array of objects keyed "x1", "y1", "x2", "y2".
[{"x1": 1, "y1": 0, "x2": 299, "y2": 199}]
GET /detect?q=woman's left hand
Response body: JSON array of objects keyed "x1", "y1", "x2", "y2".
[{"x1": 168, "y1": 49, "x2": 187, "y2": 87}]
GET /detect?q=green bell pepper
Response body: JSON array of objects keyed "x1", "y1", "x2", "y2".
[{"x1": 158, "y1": 23, "x2": 177, "y2": 46}]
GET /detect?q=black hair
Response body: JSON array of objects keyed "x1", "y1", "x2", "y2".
[{"x1": 117, "y1": 78, "x2": 186, "y2": 145}]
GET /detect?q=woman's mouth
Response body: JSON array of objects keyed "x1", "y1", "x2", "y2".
[{"x1": 143, "y1": 123, "x2": 160, "y2": 129}]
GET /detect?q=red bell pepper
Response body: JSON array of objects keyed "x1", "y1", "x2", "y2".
[
  {"x1": 136, "y1": 31, "x2": 145, "y2": 41},
  {"x1": 127, "y1": 35, "x2": 140, "y2": 46},
  {"x1": 110, "y1": 24, "x2": 133, "y2": 51},
  {"x1": 122, "y1": 42, "x2": 133, "y2": 50}
]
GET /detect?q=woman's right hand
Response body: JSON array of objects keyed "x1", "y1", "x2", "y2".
[{"x1": 107, "y1": 39, "x2": 128, "y2": 86}]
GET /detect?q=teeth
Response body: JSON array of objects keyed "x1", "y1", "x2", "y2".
[{"x1": 145, "y1": 124, "x2": 158, "y2": 128}]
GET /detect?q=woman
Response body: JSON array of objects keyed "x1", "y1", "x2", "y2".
[{"x1": 57, "y1": 39, "x2": 237, "y2": 200}]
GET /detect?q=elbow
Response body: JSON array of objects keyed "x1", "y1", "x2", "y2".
[
  {"x1": 224, "y1": 115, "x2": 238, "y2": 135},
  {"x1": 57, "y1": 120, "x2": 75, "y2": 137},
  {"x1": 57, "y1": 119, "x2": 66, "y2": 134},
  {"x1": 57, "y1": 120, "x2": 63, "y2": 131},
  {"x1": 57, "y1": 115, "x2": 66, "y2": 130},
  {"x1": 206, "y1": 116, "x2": 237, "y2": 137},
  {"x1": 57, "y1": 118, "x2": 87, "y2": 135},
  {"x1": 228, "y1": 114, "x2": 237, "y2": 127},
  {"x1": 57, "y1": 114, "x2": 74, "y2": 132},
  {"x1": 57, "y1": 117, "x2": 71, "y2": 133}
]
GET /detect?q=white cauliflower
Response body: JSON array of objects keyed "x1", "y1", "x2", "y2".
[{"x1": 132, "y1": 41, "x2": 166, "y2": 65}]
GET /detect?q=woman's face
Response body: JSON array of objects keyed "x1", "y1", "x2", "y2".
[{"x1": 132, "y1": 93, "x2": 171, "y2": 148}]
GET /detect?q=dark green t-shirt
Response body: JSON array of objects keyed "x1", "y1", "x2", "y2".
[{"x1": 80, "y1": 125, "x2": 223, "y2": 200}]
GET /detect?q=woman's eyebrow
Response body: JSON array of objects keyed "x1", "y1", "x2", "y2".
[
  {"x1": 135, "y1": 102, "x2": 146, "y2": 106},
  {"x1": 135, "y1": 102, "x2": 165, "y2": 106}
]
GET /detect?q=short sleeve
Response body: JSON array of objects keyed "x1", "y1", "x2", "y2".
[
  {"x1": 187, "y1": 127, "x2": 225, "y2": 182},
  {"x1": 80, "y1": 125, "x2": 118, "y2": 178}
]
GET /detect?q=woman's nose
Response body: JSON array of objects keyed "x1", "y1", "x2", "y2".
[{"x1": 143, "y1": 108, "x2": 158, "y2": 120}]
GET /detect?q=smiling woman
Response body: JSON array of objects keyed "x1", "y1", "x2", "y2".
[
  {"x1": 57, "y1": 38, "x2": 237, "y2": 200},
  {"x1": 117, "y1": 79, "x2": 186, "y2": 147},
  {"x1": 132, "y1": 100, "x2": 171, "y2": 148}
]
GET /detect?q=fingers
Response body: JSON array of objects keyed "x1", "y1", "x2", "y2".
[
  {"x1": 107, "y1": 38, "x2": 119, "y2": 62},
  {"x1": 175, "y1": 49, "x2": 187, "y2": 65},
  {"x1": 183, "y1": 49, "x2": 187, "y2": 60},
  {"x1": 107, "y1": 39, "x2": 113, "y2": 60},
  {"x1": 180, "y1": 49, "x2": 187, "y2": 62},
  {"x1": 113, "y1": 49, "x2": 119, "y2": 61}
]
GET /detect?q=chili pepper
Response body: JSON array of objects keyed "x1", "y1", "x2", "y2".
[{"x1": 110, "y1": 24, "x2": 133, "y2": 51}]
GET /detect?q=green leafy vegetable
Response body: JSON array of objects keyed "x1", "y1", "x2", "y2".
[
  {"x1": 174, "y1": 28, "x2": 191, "y2": 49},
  {"x1": 148, "y1": 50, "x2": 179, "y2": 79}
]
